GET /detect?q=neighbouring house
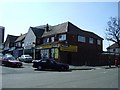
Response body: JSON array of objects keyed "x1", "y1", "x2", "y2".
[
  {"x1": 107, "y1": 42, "x2": 120, "y2": 55},
  {"x1": 14, "y1": 33, "x2": 27, "y2": 58},
  {"x1": 35, "y1": 22, "x2": 103, "y2": 66},
  {"x1": 23, "y1": 26, "x2": 44, "y2": 59},
  {"x1": 3, "y1": 34, "x2": 19, "y2": 56},
  {"x1": 99, "y1": 42, "x2": 120, "y2": 66},
  {"x1": 0, "y1": 26, "x2": 5, "y2": 52}
]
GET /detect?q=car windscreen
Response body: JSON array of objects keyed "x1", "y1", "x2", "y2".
[
  {"x1": 25, "y1": 55, "x2": 31, "y2": 57},
  {"x1": 3, "y1": 57, "x2": 16, "y2": 60}
]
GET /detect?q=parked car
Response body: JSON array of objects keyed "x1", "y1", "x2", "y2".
[
  {"x1": 32, "y1": 58, "x2": 69, "y2": 71},
  {"x1": 4, "y1": 54, "x2": 13, "y2": 57},
  {"x1": 1, "y1": 56, "x2": 22, "y2": 67},
  {"x1": 0, "y1": 53, "x2": 3, "y2": 65},
  {"x1": 0, "y1": 53, "x2": 3, "y2": 60},
  {"x1": 18, "y1": 55, "x2": 32, "y2": 63}
]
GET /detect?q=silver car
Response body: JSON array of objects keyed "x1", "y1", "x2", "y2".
[{"x1": 18, "y1": 55, "x2": 32, "y2": 63}]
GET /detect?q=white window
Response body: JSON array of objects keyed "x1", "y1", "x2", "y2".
[
  {"x1": 97, "y1": 40, "x2": 101, "y2": 45},
  {"x1": 78, "y1": 35, "x2": 86, "y2": 42},
  {"x1": 59, "y1": 34, "x2": 66, "y2": 41},
  {"x1": 43, "y1": 38, "x2": 49, "y2": 44},
  {"x1": 89, "y1": 38, "x2": 93, "y2": 44},
  {"x1": 51, "y1": 36, "x2": 54, "y2": 42}
]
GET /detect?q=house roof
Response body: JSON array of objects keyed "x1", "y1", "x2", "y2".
[
  {"x1": 15, "y1": 33, "x2": 27, "y2": 42},
  {"x1": 5, "y1": 35, "x2": 19, "y2": 44},
  {"x1": 107, "y1": 43, "x2": 119, "y2": 49},
  {"x1": 38, "y1": 21, "x2": 103, "y2": 40},
  {"x1": 41, "y1": 22, "x2": 68, "y2": 37},
  {"x1": 30, "y1": 27, "x2": 44, "y2": 38}
]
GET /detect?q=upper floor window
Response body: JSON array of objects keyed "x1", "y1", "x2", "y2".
[
  {"x1": 59, "y1": 34, "x2": 66, "y2": 41},
  {"x1": 43, "y1": 37, "x2": 49, "y2": 44},
  {"x1": 89, "y1": 38, "x2": 93, "y2": 44},
  {"x1": 97, "y1": 39, "x2": 101, "y2": 45},
  {"x1": 51, "y1": 36, "x2": 54, "y2": 42},
  {"x1": 78, "y1": 35, "x2": 86, "y2": 43}
]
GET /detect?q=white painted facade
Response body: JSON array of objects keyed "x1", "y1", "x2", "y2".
[{"x1": 24, "y1": 28, "x2": 36, "y2": 49}]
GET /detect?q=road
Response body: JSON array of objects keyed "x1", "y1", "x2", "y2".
[{"x1": 1, "y1": 63, "x2": 119, "y2": 88}]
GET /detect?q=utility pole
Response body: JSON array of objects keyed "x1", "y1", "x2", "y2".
[{"x1": 33, "y1": 42, "x2": 36, "y2": 60}]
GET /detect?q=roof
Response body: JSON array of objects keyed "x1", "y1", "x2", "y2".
[
  {"x1": 29, "y1": 21, "x2": 103, "y2": 41},
  {"x1": 40, "y1": 21, "x2": 103, "y2": 40},
  {"x1": 30, "y1": 27, "x2": 44, "y2": 38},
  {"x1": 42, "y1": 22, "x2": 68, "y2": 37},
  {"x1": 107, "y1": 43, "x2": 119, "y2": 49},
  {"x1": 5, "y1": 35, "x2": 19, "y2": 43},
  {"x1": 15, "y1": 33, "x2": 27, "y2": 42},
  {"x1": 0, "y1": 26, "x2": 4, "y2": 29}
]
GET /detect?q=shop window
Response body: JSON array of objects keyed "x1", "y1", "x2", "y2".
[
  {"x1": 51, "y1": 48, "x2": 54, "y2": 58},
  {"x1": 41, "y1": 49, "x2": 49, "y2": 58},
  {"x1": 78, "y1": 35, "x2": 86, "y2": 43},
  {"x1": 59, "y1": 34, "x2": 66, "y2": 41}
]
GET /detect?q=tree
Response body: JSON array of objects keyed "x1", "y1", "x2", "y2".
[{"x1": 106, "y1": 17, "x2": 120, "y2": 48}]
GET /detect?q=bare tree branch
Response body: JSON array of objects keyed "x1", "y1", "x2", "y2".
[{"x1": 106, "y1": 17, "x2": 120, "y2": 48}]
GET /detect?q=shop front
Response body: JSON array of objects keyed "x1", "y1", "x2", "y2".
[{"x1": 38, "y1": 43, "x2": 78, "y2": 64}]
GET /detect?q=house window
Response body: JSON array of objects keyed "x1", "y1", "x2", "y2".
[
  {"x1": 59, "y1": 34, "x2": 66, "y2": 41},
  {"x1": 51, "y1": 36, "x2": 54, "y2": 42},
  {"x1": 97, "y1": 40, "x2": 101, "y2": 45},
  {"x1": 78, "y1": 35, "x2": 86, "y2": 42},
  {"x1": 89, "y1": 38, "x2": 93, "y2": 44},
  {"x1": 43, "y1": 37, "x2": 49, "y2": 44}
]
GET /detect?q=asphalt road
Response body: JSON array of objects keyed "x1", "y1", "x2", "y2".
[{"x1": 1, "y1": 63, "x2": 119, "y2": 88}]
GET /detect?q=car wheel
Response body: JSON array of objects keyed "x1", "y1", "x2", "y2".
[{"x1": 38, "y1": 66, "x2": 42, "y2": 70}]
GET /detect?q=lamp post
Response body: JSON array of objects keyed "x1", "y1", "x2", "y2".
[{"x1": 33, "y1": 42, "x2": 36, "y2": 60}]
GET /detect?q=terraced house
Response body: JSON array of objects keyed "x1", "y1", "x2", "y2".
[{"x1": 26, "y1": 21, "x2": 103, "y2": 66}]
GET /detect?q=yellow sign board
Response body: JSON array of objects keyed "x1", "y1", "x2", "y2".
[
  {"x1": 54, "y1": 48, "x2": 59, "y2": 59},
  {"x1": 41, "y1": 44, "x2": 52, "y2": 49},
  {"x1": 60, "y1": 45, "x2": 78, "y2": 52}
]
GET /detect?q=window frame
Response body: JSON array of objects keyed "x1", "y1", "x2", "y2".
[
  {"x1": 97, "y1": 39, "x2": 101, "y2": 45},
  {"x1": 43, "y1": 37, "x2": 49, "y2": 44},
  {"x1": 78, "y1": 35, "x2": 86, "y2": 43},
  {"x1": 89, "y1": 37, "x2": 94, "y2": 44},
  {"x1": 58, "y1": 34, "x2": 66, "y2": 41}
]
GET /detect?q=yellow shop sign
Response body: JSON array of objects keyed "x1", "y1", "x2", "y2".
[
  {"x1": 60, "y1": 45, "x2": 78, "y2": 52},
  {"x1": 41, "y1": 45, "x2": 52, "y2": 49}
]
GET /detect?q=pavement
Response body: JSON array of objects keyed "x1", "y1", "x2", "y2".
[{"x1": 69, "y1": 65, "x2": 119, "y2": 70}]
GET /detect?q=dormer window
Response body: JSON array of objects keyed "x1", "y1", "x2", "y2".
[
  {"x1": 59, "y1": 34, "x2": 66, "y2": 41},
  {"x1": 51, "y1": 36, "x2": 54, "y2": 42},
  {"x1": 43, "y1": 37, "x2": 49, "y2": 44}
]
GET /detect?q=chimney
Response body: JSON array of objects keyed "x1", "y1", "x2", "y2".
[{"x1": 45, "y1": 24, "x2": 49, "y2": 32}]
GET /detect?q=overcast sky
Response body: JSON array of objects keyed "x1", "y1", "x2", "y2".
[{"x1": 0, "y1": 1, "x2": 118, "y2": 51}]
